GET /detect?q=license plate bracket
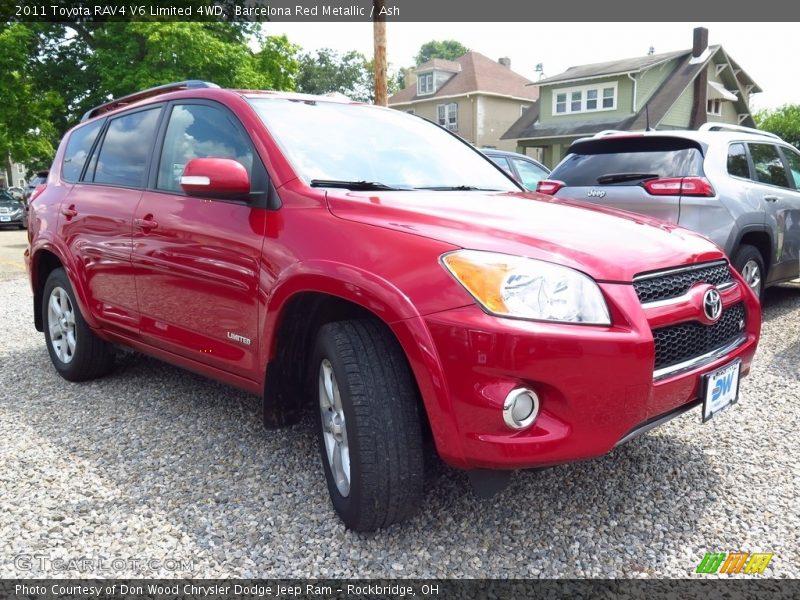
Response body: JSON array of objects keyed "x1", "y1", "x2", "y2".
[{"x1": 702, "y1": 359, "x2": 741, "y2": 422}]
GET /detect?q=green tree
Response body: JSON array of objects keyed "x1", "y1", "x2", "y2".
[
  {"x1": 754, "y1": 104, "x2": 800, "y2": 148},
  {"x1": 296, "y1": 48, "x2": 373, "y2": 102},
  {"x1": 0, "y1": 22, "x2": 300, "y2": 174},
  {"x1": 414, "y1": 39, "x2": 470, "y2": 65}
]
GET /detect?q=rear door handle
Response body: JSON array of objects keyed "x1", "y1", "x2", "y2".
[
  {"x1": 61, "y1": 205, "x2": 77, "y2": 218},
  {"x1": 134, "y1": 217, "x2": 158, "y2": 230},
  {"x1": 763, "y1": 195, "x2": 779, "y2": 202}
]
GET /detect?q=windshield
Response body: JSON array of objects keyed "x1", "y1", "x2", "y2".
[{"x1": 248, "y1": 98, "x2": 519, "y2": 191}]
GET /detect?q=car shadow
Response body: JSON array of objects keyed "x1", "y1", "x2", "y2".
[{"x1": 3, "y1": 344, "x2": 721, "y2": 578}]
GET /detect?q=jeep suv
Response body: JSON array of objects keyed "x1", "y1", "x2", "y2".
[
  {"x1": 26, "y1": 82, "x2": 761, "y2": 531},
  {"x1": 540, "y1": 124, "x2": 800, "y2": 299}
]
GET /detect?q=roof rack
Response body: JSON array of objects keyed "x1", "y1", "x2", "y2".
[
  {"x1": 80, "y1": 80, "x2": 220, "y2": 122},
  {"x1": 698, "y1": 122, "x2": 780, "y2": 140}
]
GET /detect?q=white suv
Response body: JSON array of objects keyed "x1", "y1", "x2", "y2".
[{"x1": 542, "y1": 124, "x2": 800, "y2": 299}]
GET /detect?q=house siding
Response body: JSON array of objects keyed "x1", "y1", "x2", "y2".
[
  {"x1": 396, "y1": 98, "x2": 475, "y2": 144},
  {"x1": 478, "y1": 95, "x2": 530, "y2": 150},
  {"x1": 636, "y1": 59, "x2": 677, "y2": 109},
  {"x1": 660, "y1": 85, "x2": 694, "y2": 128}
]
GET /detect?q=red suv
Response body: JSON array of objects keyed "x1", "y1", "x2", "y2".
[{"x1": 26, "y1": 82, "x2": 761, "y2": 531}]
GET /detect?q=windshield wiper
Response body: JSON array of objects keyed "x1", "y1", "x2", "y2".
[
  {"x1": 596, "y1": 173, "x2": 659, "y2": 184},
  {"x1": 413, "y1": 185, "x2": 504, "y2": 191},
  {"x1": 310, "y1": 179, "x2": 401, "y2": 191}
]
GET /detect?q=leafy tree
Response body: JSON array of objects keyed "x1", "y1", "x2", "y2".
[
  {"x1": 0, "y1": 22, "x2": 300, "y2": 175},
  {"x1": 754, "y1": 104, "x2": 800, "y2": 148},
  {"x1": 296, "y1": 48, "x2": 373, "y2": 102},
  {"x1": 414, "y1": 40, "x2": 470, "y2": 65}
]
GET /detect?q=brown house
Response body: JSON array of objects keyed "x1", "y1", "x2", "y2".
[{"x1": 388, "y1": 52, "x2": 539, "y2": 151}]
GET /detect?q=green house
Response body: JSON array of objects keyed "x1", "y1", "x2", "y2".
[{"x1": 503, "y1": 28, "x2": 762, "y2": 168}]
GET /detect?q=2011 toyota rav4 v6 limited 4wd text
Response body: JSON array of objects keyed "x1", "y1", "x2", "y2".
[{"x1": 26, "y1": 81, "x2": 761, "y2": 531}]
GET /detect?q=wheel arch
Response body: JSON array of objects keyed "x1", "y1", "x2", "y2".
[
  {"x1": 259, "y1": 266, "x2": 458, "y2": 462},
  {"x1": 732, "y1": 226, "x2": 773, "y2": 279}
]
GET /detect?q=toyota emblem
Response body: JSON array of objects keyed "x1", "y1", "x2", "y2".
[{"x1": 703, "y1": 288, "x2": 723, "y2": 322}]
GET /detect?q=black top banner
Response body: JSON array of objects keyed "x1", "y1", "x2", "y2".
[{"x1": 3, "y1": 0, "x2": 800, "y2": 22}]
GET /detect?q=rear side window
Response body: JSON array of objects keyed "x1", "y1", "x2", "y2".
[
  {"x1": 779, "y1": 146, "x2": 800, "y2": 189},
  {"x1": 511, "y1": 157, "x2": 548, "y2": 188},
  {"x1": 62, "y1": 120, "x2": 103, "y2": 182},
  {"x1": 91, "y1": 108, "x2": 161, "y2": 188},
  {"x1": 727, "y1": 143, "x2": 750, "y2": 179},
  {"x1": 487, "y1": 155, "x2": 512, "y2": 175},
  {"x1": 552, "y1": 137, "x2": 704, "y2": 186},
  {"x1": 749, "y1": 143, "x2": 790, "y2": 188}
]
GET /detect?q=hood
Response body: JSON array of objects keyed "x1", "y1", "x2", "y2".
[{"x1": 326, "y1": 190, "x2": 725, "y2": 283}]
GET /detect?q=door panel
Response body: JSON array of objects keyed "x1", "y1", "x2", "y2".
[
  {"x1": 747, "y1": 142, "x2": 799, "y2": 279},
  {"x1": 132, "y1": 102, "x2": 266, "y2": 377},
  {"x1": 60, "y1": 107, "x2": 162, "y2": 333}
]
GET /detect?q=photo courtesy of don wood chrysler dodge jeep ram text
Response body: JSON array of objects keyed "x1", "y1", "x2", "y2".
[{"x1": 25, "y1": 81, "x2": 761, "y2": 531}]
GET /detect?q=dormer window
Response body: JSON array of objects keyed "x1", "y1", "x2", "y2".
[
  {"x1": 418, "y1": 72, "x2": 434, "y2": 95},
  {"x1": 553, "y1": 83, "x2": 618, "y2": 115}
]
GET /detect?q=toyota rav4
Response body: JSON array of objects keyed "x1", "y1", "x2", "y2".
[{"x1": 26, "y1": 82, "x2": 761, "y2": 531}]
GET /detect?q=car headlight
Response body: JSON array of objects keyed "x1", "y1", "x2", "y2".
[{"x1": 441, "y1": 250, "x2": 611, "y2": 325}]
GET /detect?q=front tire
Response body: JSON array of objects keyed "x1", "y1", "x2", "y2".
[
  {"x1": 732, "y1": 244, "x2": 765, "y2": 301},
  {"x1": 312, "y1": 320, "x2": 424, "y2": 531},
  {"x1": 42, "y1": 268, "x2": 114, "y2": 381}
]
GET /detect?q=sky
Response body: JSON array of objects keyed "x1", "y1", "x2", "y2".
[{"x1": 261, "y1": 22, "x2": 796, "y2": 111}]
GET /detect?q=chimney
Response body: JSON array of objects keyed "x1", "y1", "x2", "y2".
[
  {"x1": 692, "y1": 27, "x2": 708, "y2": 58},
  {"x1": 498, "y1": 57, "x2": 511, "y2": 68},
  {"x1": 404, "y1": 67, "x2": 417, "y2": 89}
]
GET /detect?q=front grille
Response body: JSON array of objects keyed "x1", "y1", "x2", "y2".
[
  {"x1": 634, "y1": 262, "x2": 733, "y2": 304},
  {"x1": 0, "y1": 208, "x2": 9, "y2": 215},
  {"x1": 653, "y1": 303, "x2": 745, "y2": 370}
]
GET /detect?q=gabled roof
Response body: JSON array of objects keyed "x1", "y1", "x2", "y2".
[
  {"x1": 535, "y1": 49, "x2": 689, "y2": 86},
  {"x1": 503, "y1": 45, "x2": 761, "y2": 141},
  {"x1": 389, "y1": 51, "x2": 538, "y2": 105}
]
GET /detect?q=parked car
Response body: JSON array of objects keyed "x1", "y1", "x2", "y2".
[
  {"x1": 23, "y1": 170, "x2": 48, "y2": 202},
  {"x1": 27, "y1": 82, "x2": 761, "y2": 531},
  {"x1": 540, "y1": 124, "x2": 800, "y2": 299},
  {"x1": 481, "y1": 148, "x2": 550, "y2": 191},
  {"x1": 0, "y1": 190, "x2": 25, "y2": 229},
  {"x1": 6, "y1": 186, "x2": 24, "y2": 200}
]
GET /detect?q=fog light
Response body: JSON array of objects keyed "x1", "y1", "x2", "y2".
[{"x1": 503, "y1": 388, "x2": 540, "y2": 430}]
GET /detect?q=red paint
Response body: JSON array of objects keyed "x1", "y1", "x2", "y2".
[{"x1": 28, "y1": 87, "x2": 762, "y2": 472}]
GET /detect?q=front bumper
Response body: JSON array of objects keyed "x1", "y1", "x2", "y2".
[{"x1": 414, "y1": 279, "x2": 760, "y2": 470}]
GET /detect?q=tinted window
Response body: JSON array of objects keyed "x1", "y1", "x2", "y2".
[
  {"x1": 749, "y1": 143, "x2": 790, "y2": 188},
  {"x1": 63, "y1": 121, "x2": 103, "y2": 182},
  {"x1": 157, "y1": 104, "x2": 254, "y2": 192},
  {"x1": 552, "y1": 138, "x2": 704, "y2": 186},
  {"x1": 92, "y1": 108, "x2": 161, "y2": 187},
  {"x1": 727, "y1": 143, "x2": 750, "y2": 179},
  {"x1": 780, "y1": 146, "x2": 800, "y2": 189},
  {"x1": 511, "y1": 157, "x2": 548, "y2": 189}
]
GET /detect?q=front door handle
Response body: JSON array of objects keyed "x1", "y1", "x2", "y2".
[
  {"x1": 134, "y1": 216, "x2": 158, "y2": 230},
  {"x1": 763, "y1": 195, "x2": 779, "y2": 202}
]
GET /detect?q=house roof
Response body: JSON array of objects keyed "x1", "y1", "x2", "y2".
[
  {"x1": 389, "y1": 51, "x2": 538, "y2": 105},
  {"x1": 503, "y1": 45, "x2": 761, "y2": 141},
  {"x1": 535, "y1": 49, "x2": 689, "y2": 86},
  {"x1": 415, "y1": 58, "x2": 462, "y2": 73}
]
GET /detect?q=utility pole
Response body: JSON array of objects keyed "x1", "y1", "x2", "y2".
[{"x1": 373, "y1": 0, "x2": 387, "y2": 106}]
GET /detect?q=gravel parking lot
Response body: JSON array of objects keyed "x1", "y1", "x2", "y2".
[{"x1": 0, "y1": 229, "x2": 798, "y2": 578}]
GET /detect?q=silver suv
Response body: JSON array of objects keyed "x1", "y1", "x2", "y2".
[{"x1": 543, "y1": 124, "x2": 800, "y2": 298}]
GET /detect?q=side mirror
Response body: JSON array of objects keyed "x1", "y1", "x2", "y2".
[{"x1": 180, "y1": 158, "x2": 250, "y2": 199}]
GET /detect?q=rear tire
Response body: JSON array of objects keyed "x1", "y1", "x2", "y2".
[
  {"x1": 732, "y1": 244, "x2": 765, "y2": 301},
  {"x1": 42, "y1": 268, "x2": 114, "y2": 381},
  {"x1": 312, "y1": 319, "x2": 424, "y2": 531}
]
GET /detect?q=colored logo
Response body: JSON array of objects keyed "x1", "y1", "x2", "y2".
[
  {"x1": 696, "y1": 552, "x2": 774, "y2": 574},
  {"x1": 703, "y1": 288, "x2": 722, "y2": 322},
  {"x1": 711, "y1": 371, "x2": 736, "y2": 403}
]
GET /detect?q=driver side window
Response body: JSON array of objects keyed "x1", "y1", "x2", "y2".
[{"x1": 157, "y1": 104, "x2": 254, "y2": 192}]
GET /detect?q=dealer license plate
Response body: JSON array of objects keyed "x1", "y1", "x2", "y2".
[
  {"x1": 702, "y1": 360, "x2": 741, "y2": 422},
  {"x1": 0, "y1": 216, "x2": 10, "y2": 222}
]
